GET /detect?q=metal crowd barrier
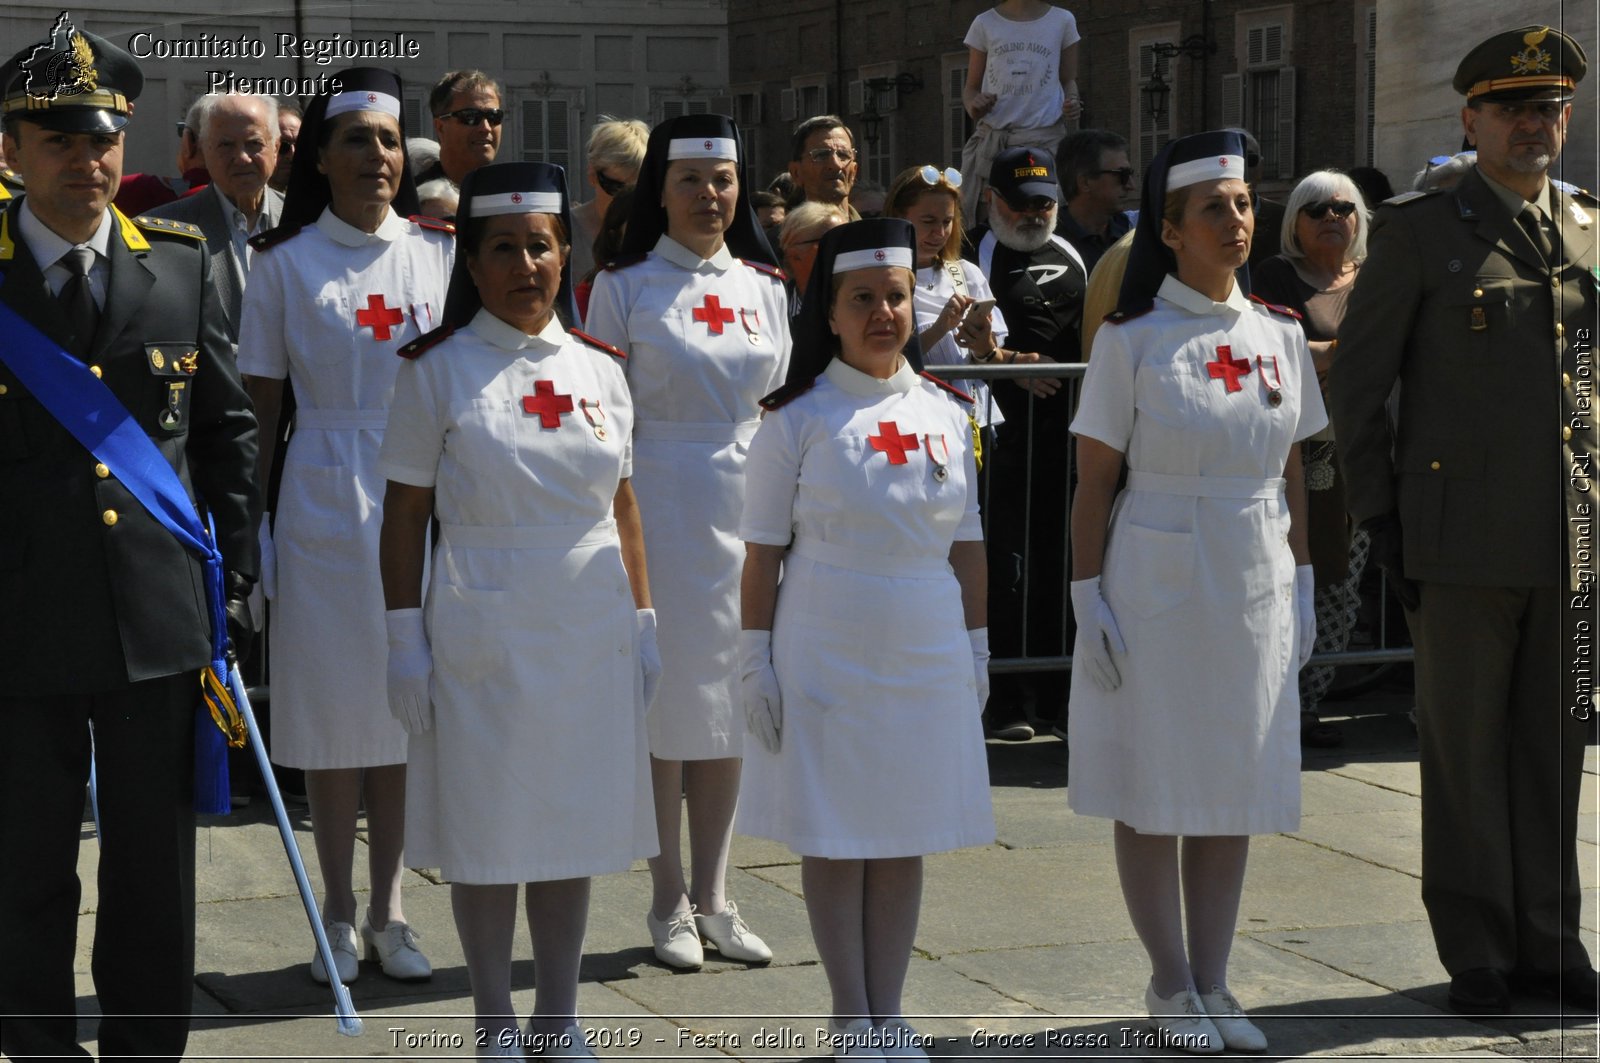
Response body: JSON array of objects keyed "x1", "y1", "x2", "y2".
[{"x1": 934, "y1": 360, "x2": 1415, "y2": 682}]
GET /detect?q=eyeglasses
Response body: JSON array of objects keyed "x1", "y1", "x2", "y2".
[
  {"x1": 594, "y1": 169, "x2": 629, "y2": 197},
  {"x1": 1302, "y1": 201, "x2": 1357, "y2": 220},
  {"x1": 1001, "y1": 195, "x2": 1056, "y2": 214},
  {"x1": 438, "y1": 107, "x2": 504, "y2": 127},
  {"x1": 917, "y1": 165, "x2": 962, "y2": 188},
  {"x1": 805, "y1": 147, "x2": 858, "y2": 164},
  {"x1": 1093, "y1": 167, "x2": 1135, "y2": 184}
]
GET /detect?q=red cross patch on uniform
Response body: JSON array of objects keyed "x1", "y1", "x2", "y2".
[
  {"x1": 1206, "y1": 344, "x2": 1251, "y2": 392},
  {"x1": 692, "y1": 294, "x2": 736, "y2": 335},
  {"x1": 868, "y1": 421, "x2": 918, "y2": 465},
  {"x1": 356, "y1": 294, "x2": 404, "y2": 340},
  {"x1": 522, "y1": 380, "x2": 573, "y2": 427}
]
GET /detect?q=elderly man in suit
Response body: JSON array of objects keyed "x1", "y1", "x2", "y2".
[
  {"x1": 150, "y1": 92, "x2": 282, "y2": 348},
  {"x1": 1329, "y1": 25, "x2": 1597, "y2": 1016}
]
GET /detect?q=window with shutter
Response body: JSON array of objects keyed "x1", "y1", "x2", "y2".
[
  {"x1": 944, "y1": 54, "x2": 970, "y2": 168},
  {"x1": 848, "y1": 80, "x2": 863, "y2": 116},
  {"x1": 519, "y1": 97, "x2": 573, "y2": 170},
  {"x1": 1129, "y1": 27, "x2": 1178, "y2": 174},
  {"x1": 403, "y1": 96, "x2": 425, "y2": 140}
]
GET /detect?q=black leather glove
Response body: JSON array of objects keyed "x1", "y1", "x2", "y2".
[
  {"x1": 224, "y1": 570, "x2": 256, "y2": 666},
  {"x1": 1362, "y1": 511, "x2": 1420, "y2": 612}
]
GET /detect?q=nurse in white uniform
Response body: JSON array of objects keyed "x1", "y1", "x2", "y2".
[
  {"x1": 584, "y1": 114, "x2": 788, "y2": 970},
  {"x1": 239, "y1": 68, "x2": 451, "y2": 986},
  {"x1": 379, "y1": 162, "x2": 659, "y2": 1058},
  {"x1": 740, "y1": 219, "x2": 995, "y2": 1058},
  {"x1": 1067, "y1": 131, "x2": 1323, "y2": 1055}
]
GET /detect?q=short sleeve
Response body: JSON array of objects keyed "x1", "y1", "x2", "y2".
[
  {"x1": 1059, "y1": 8, "x2": 1081, "y2": 48},
  {"x1": 379, "y1": 359, "x2": 445, "y2": 487},
  {"x1": 583, "y1": 269, "x2": 632, "y2": 360},
  {"x1": 1069, "y1": 321, "x2": 1137, "y2": 451},
  {"x1": 1291, "y1": 329, "x2": 1329, "y2": 443},
  {"x1": 740, "y1": 408, "x2": 801, "y2": 546},
  {"x1": 605, "y1": 359, "x2": 635, "y2": 480},
  {"x1": 962, "y1": 10, "x2": 989, "y2": 51},
  {"x1": 235, "y1": 253, "x2": 289, "y2": 379}
]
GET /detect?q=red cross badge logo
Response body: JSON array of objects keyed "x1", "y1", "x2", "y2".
[
  {"x1": 1205, "y1": 344, "x2": 1251, "y2": 393},
  {"x1": 867, "y1": 421, "x2": 918, "y2": 465},
  {"x1": 367, "y1": 93, "x2": 377, "y2": 103},
  {"x1": 704, "y1": 139, "x2": 713, "y2": 150},
  {"x1": 874, "y1": 249, "x2": 886, "y2": 261},
  {"x1": 692, "y1": 293, "x2": 736, "y2": 335},
  {"x1": 1219, "y1": 157, "x2": 1230, "y2": 168},
  {"x1": 510, "y1": 192, "x2": 523, "y2": 204},
  {"x1": 521, "y1": 380, "x2": 573, "y2": 428},
  {"x1": 355, "y1": 294, "x2": 404, "y2": 341}
]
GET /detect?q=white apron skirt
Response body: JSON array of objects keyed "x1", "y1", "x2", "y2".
[
  {"x1": 406, "y1": 520, "x2": 656, "y2": 883},
  {"x1": 738, "y1": 540, "x2": 996, "y2": 858},
  {"x1": 630, "y1": 419, "x2": 756, "y2": 760},
  {"x1": 270, "y1": 413, "x2": 407, "y2": 769}
]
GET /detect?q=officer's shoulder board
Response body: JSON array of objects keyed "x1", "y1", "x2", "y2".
[
  {"x1": 604, "y1": 253, "x2": 648, "y2": 272},
  {"x1": 410, "y1": 214, "x2": 456, "y2": 235},
  {"x1": 921, "y1": 370, "x2": 974, "y2": 404},
  {"x1": 1102, "y1": 305, "x2": 1154, "y2": 326},
  {"x1": 741, "y1": 258, "x2": 788, "y2": 283},
  {"x1": 397, "y1": 325, "x2": 455, "y2": 360},
  {"x1": 1248, "y1": 294, "x2": 1302, "y2": 320},
  {"x1": 759, "y1": 379, "x2": 814, "y2": 411},
  {"x1": 1381, "y1": 189, "x2": 1442, "y2": 209},
  {"x1": 133, "y1": 215, "x2": 206, "y2": 242},
  {"x1": 570, "y1": 328, "x2": 626, "y2": 360},
  {"x1": 249, "y1": 224, "x2": 304, "y2": 253}
]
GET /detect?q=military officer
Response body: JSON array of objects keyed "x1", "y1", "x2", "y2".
[
  {"x1": 1329, "y1": 26, "x2": 1597, "y2": 1015},
  {"x1": 0, "y1": 22, "x2": 258, "y2": 1063}
]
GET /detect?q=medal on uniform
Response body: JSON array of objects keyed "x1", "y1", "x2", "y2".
[
  {"x1": 739, "y1": 308, "x2": 763, "y2": 345},
  {"x1": 925, "y1": 433, "x2": 951, "y2": 482},
  {"x1": 580, "y1": 397, "x2": 607, "y2": 441},
  {"x1": 1255, "y1": 355, "x2": 1284, "y2": 407},
  {"x1": 159, "y1": 381, "x2": 185, "y2": 430}
]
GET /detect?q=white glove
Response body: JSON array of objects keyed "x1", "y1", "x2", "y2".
[
  {"x1": 739, "y1": 629, "x2": 782, "y2": 753},
  {"x1": 258, "y1": 517, "x2": 277, "y2": 600},
  {"x1": 968, "y1": 626, "x2": 991, "y2": 712},
  {"x1": 636, "y1": 608, "x2": 662, "y2": 714},
  {"x1": 1295, "y1": 565, "x2": 1317, "y2": 669},
  {"x1": 1070, "y1": 577, "x2": 1127, "y2": 692},
  {"x1": 385, "y1": 608, "x2": 433, "y2": 734}
]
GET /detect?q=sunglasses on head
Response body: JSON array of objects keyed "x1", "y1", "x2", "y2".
[
  {"x1": 917, "y1": 164, "x2": 962, "y2": 188},
  {"x1": 594, "y1": 169, "x2": 629, "y2": 197},
  {"x1": 439, "y1": 107, "x2": 504, "y2": 127},
  {"x1": 1302, "y1": 201, "x2": 1357, "y2": 220}
]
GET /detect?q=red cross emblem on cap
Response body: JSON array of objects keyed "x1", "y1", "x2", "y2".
[
  {"x1": 692, "y1": 293, "x2": 736, "y2": 335},
  {"x1": 868, "y1": 421, "x2": 919, "y2": 465},
  {"x1": 510, "y1": 192, "x2": 523, "y2": 203},
  {"x1": 355, "y1": 294, "x2": 404, "y2": 341},
  {"x1": 1219, "y1": 157, "x2": 1230, "y2": 167},
  {"x1": 1206, "y1": 344, "x2": 1251, "y2": 392},
  {"x1": 704, "y1": 139, "x2": 713, "y2": 150},
  {"x1": 367, "y1": 93, "x2": 378, "y2": 103},
  {"x1": 874, "y1": 249, "x2": 886, "y2": 261}
]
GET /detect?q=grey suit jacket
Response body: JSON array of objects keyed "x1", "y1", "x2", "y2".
[{"x1": 147, "y1": 185, "x2": 284, "y2": 344}]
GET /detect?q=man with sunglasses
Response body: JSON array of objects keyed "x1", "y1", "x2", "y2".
[
  {"x1": 1330, "y1": 25, "x2": 1597, "y2": 1016},
  {"x1": 1055, "y1": 129, "x2": 1135, "y2": 274},
  {"x1": 426, "y1": 69, "x2": 502, "y2": 189}
]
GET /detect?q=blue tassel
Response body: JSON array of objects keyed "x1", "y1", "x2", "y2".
[{"x1": 194, "y1": 703, "x2": 231, "y2": 815}]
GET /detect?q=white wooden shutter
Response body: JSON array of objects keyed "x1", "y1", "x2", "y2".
[
  {"x1": 779, "y1": 88, "x2": 796, "y2": 122},
  {"x1": 1275, "y1": 66, "x2": 1295, "y2": 178},
  {"x1": 1220, "y1": 73, "x2": 1243, "y2": 130}
]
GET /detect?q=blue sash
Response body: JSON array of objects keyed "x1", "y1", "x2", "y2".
[{"x1": 0, "y1": 290, "x2": 239, "y2": 814}]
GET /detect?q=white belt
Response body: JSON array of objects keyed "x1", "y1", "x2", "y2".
[
  {"x1": 441, "y1": 519, "x2": 617, "y2": 550},
  {"x1": 791, "y1": 537, "x2": 951, "y2": 578},
  {"x1": 633, "y1": 419, "x2": 759, "y2": 444},
  {"x1": 295, "y1": 409, "x2": 390, "y2": 431},
  {"x1": 1127, "y1": 471, "x2": 1284, "y2": 499}
]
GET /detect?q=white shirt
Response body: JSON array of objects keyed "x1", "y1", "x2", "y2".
[
  {"x1": 964, "y1": 6, "x2": 1080, "y2": 130},
  {"x1": 20, "y1": 198, "x2": 112, "y2": 306}
]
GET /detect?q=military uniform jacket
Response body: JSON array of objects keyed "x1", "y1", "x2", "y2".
[
  {"x1": 0, "y1": 199, "x2": 259, "y2": 696},
  {"x1": 1329, "y1": 168, "x2": 1598, "y2": 589}
]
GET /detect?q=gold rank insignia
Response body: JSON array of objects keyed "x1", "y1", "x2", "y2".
[
  {"x1": 68, "y1": 29, "x2": 99, "y2": 93},
  {"x1": 1510, "y1": 28, "x2": 1553, "y2": 76},
  {"x1": 150, "y1": 348, "x2": 164, "y2": 369},
  {"x1": 176, "y1": 350, "x2": 199, "y2": 374}
]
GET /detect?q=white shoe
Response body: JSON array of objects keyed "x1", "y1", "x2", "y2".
[
  {"x1": 309, "y1": 918, "x2": 358, "y2": 985},
  {"x1": 528, "y1": 1024, "x2": 596, "y2": 1059},
  {"x1": 646, "y1": 906, "x2": 704, "y2": 969},
  {"x1": 1144, "y1": 982, "x2": 1222, "y2": 1055},
  {"x1": 478, "y1": 1035, "x2": 526, "y2": 1061},
  {"x1": 361, "y1": 910, "x2": 432, "y2": 981},
  {"x1": 827, "y1": 1018, "x2": 884, "y2": 1059},
  {"x1": 695, "y1": 900, "x2": 772, "y2": 963},
  {"x1": 1199, "y1": 985, "x2": 1267, "y2": 1052},
  {"x1": 875, "y1": 1018, "x2": 930, "y2": 1061}
]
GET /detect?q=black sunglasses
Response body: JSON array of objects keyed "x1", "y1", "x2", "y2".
[
  {"x1": 1302, "y1": 201, "x2": 1357, "y2": 220},
  {"x1": 594, "y1": 170, "x2": 630, "y2": 196},
  {"x1": 439, "y1": 107, "x2": 504, "y2": 127},
  {"x1": 1094, "y1": 167, "x2": 1135, "y2": 183}
]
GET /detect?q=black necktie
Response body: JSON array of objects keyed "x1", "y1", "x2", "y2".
[
  {"x1": 58, "y1": 246, "x2": 100, "y2": 356},
  {"x1": 1519, "y1": 206, "x2": 1554, "y2": 265}
]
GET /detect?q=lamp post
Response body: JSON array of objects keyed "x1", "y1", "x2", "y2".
[
  {"x1": 1142, "y1": 35, "x2": 1216, "y2": 125},
  {"x1": 860, "y1": 72, "x2": 922, "y2": 153}
]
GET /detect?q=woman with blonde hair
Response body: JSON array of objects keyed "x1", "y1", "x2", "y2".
[{"x1": 570, "y1": 116, "x2": 650, "y2": 280}]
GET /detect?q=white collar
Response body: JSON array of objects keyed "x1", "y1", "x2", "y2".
[
  {"x1": 467, "y1": 307, "x2": 567, "y2": 352},
  {"x1": 824, "y1": 354, "x2": 917, "y2": 395},
  {"x1": 316, "y1": 204, "x2": 408, "y2": 247},
  {"x1": 1156, "y1": 273, "x2": 1250, "y2": 316},
  {"x1": 20, "y1": 199, "x2": 112, "y2": 269},
  {"x1": 653, "y1": 233, "x2": 736, "y2": 272}
]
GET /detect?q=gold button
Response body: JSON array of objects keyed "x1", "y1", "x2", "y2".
[
  {"x1": 0, "y1": 384, "x2": 7, "y2": 395},
  {"x1": 1430, "y1": 461, "x2": 1441, "y2": 471},
  {"x1": 1555, "y1": 323, "x2": 1565, "y2": 337},
  {"x1": 94, "y1": 463, "x2": 109, "y2": 478},
  {"x1": 89, "y1": 365, "x2": 102, "y2": 378},
  {"x1": 101, "y1": 509, "x2": 118, "y2": 526},
  {"x1": 1473, "y1": 287, "x2": 1484, "y2": 298},
  {"x1": 1563, "y1": 426, "x2": 1573, "y2": 441},
  {"x1": 1553, "y1": 276, "x2": 1562, "y2": 288}
]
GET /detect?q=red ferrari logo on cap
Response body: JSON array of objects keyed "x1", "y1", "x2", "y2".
[
  {"x1": 510, "y1": 192, "x2": 523, "y2": 203},
  {"x1": 874, "y1": 249, "x2": 886, "y2": 261}
]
